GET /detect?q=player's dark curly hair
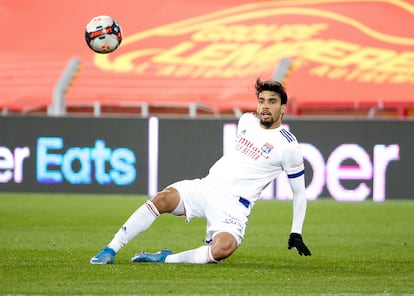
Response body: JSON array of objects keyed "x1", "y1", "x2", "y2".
[{"x1": 255, "y1": 78, "x2": 288, "y2": 105}]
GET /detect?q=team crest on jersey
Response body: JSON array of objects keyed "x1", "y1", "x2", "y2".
[{"x1": 261, "y1": 143, "x2": 274, "y2": 154}]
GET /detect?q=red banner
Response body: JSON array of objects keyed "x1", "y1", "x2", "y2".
[{"x1": 1, "y1": 0, "x2": 414, "y2": 115}]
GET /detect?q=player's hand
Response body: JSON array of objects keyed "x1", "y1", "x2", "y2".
[{"x1": 288, "y1": 233, "x2": 311, "y2": 256}]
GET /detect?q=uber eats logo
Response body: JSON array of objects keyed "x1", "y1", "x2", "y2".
[
  {"x1": 0, "y1": 137, "x2": 136, "y2": 186},
  {"x1": 0, "y1": 146, "x2": 30, "y2": 183},
  {"x1": 36, "y1": 137, "x2": 136, "y2": 185}
]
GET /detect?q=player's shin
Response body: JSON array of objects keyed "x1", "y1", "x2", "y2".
[
  {"x1": 107, "y1": 200, "x2": 160, "y2": 252},
  {"x1": 164, "y1": 246, "x2": 218, "y2": 264}
]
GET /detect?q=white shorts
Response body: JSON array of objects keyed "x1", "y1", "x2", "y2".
[{"x1": 170, "y1": 178, "x2": 251, "y2": 246}]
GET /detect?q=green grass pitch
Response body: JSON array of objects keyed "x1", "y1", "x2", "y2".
[{"x1": 0, "y1": 193, "x2": 413, "y2": 295}]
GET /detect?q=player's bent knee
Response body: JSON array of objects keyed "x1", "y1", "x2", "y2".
[
  {"x1": 211, "y1": 242, "x2": 237, "y2": 261},
  {"x1": 151, "y1": 187, "x2": 180, "y2": 213},
  {"x1": 211, "y1": 232, "x2": 238, "y2": 261}
]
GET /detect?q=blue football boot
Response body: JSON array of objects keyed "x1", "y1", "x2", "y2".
[
  {"x1": 90, "y1": 247, "x2": 116, "y2": 264},
  {"x1": 131, "y1": 249, "x2": 173, "y2": 263}
]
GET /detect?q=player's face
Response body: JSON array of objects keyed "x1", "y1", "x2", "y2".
[{"x1": 257, "y1": 90, "x2": 286, "y2": 129}]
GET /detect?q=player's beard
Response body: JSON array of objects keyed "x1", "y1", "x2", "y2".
[
  {"x1": 259, "y1": 109, "x2": 283, "y2": 128},
  {"x1": 260, "y1": 115, "x2": 275, "y2": 128}
]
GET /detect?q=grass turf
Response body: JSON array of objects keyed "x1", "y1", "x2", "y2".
[{"x1": 0, "y1": 193, "x2": 413, "y2": 295}]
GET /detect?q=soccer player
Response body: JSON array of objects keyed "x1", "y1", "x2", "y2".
[{"x1": 90, "y1": 78, "x2": 311, "y2": 264}]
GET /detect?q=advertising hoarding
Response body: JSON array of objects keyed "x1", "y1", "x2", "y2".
[
  {"x1": 157, "y1": 118, "x2": 412, "y2": 201},
  {"x1": 0, "y1": 117, "x2": 148, "y2": 194},
  {"x1": 1, "y1": 116, "x2": 412, "y2": 201}
]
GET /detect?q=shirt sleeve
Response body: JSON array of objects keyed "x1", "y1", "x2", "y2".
[
  {"x1": 288, "y1": 174, "x2": 307, "y2": 234},
  {"x1": 282, "y1": 144, "x2": 305, "y2": 177},
  {"x1": 282, "y1": 143, "x2": 307, "y2": 234}
]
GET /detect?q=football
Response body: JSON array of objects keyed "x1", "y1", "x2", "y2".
[{"x1": 85, "y1": 15, "x2": 122, "y2": 54}]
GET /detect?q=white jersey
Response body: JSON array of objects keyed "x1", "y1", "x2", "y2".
[
  {"x1": 175, "y1": 112, "x2": 307, "y2": 236},
  {"x1": 204, "y1": 112, "x2": 305, "y2": 204}
]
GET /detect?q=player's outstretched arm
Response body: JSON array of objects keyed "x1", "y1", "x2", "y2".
[
  {"x1": 282, "y1": 144, "x2": 311, "y2": 256},
  {"x1": 288, "y1": 233, "x2": 311, "y2": 256}
]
